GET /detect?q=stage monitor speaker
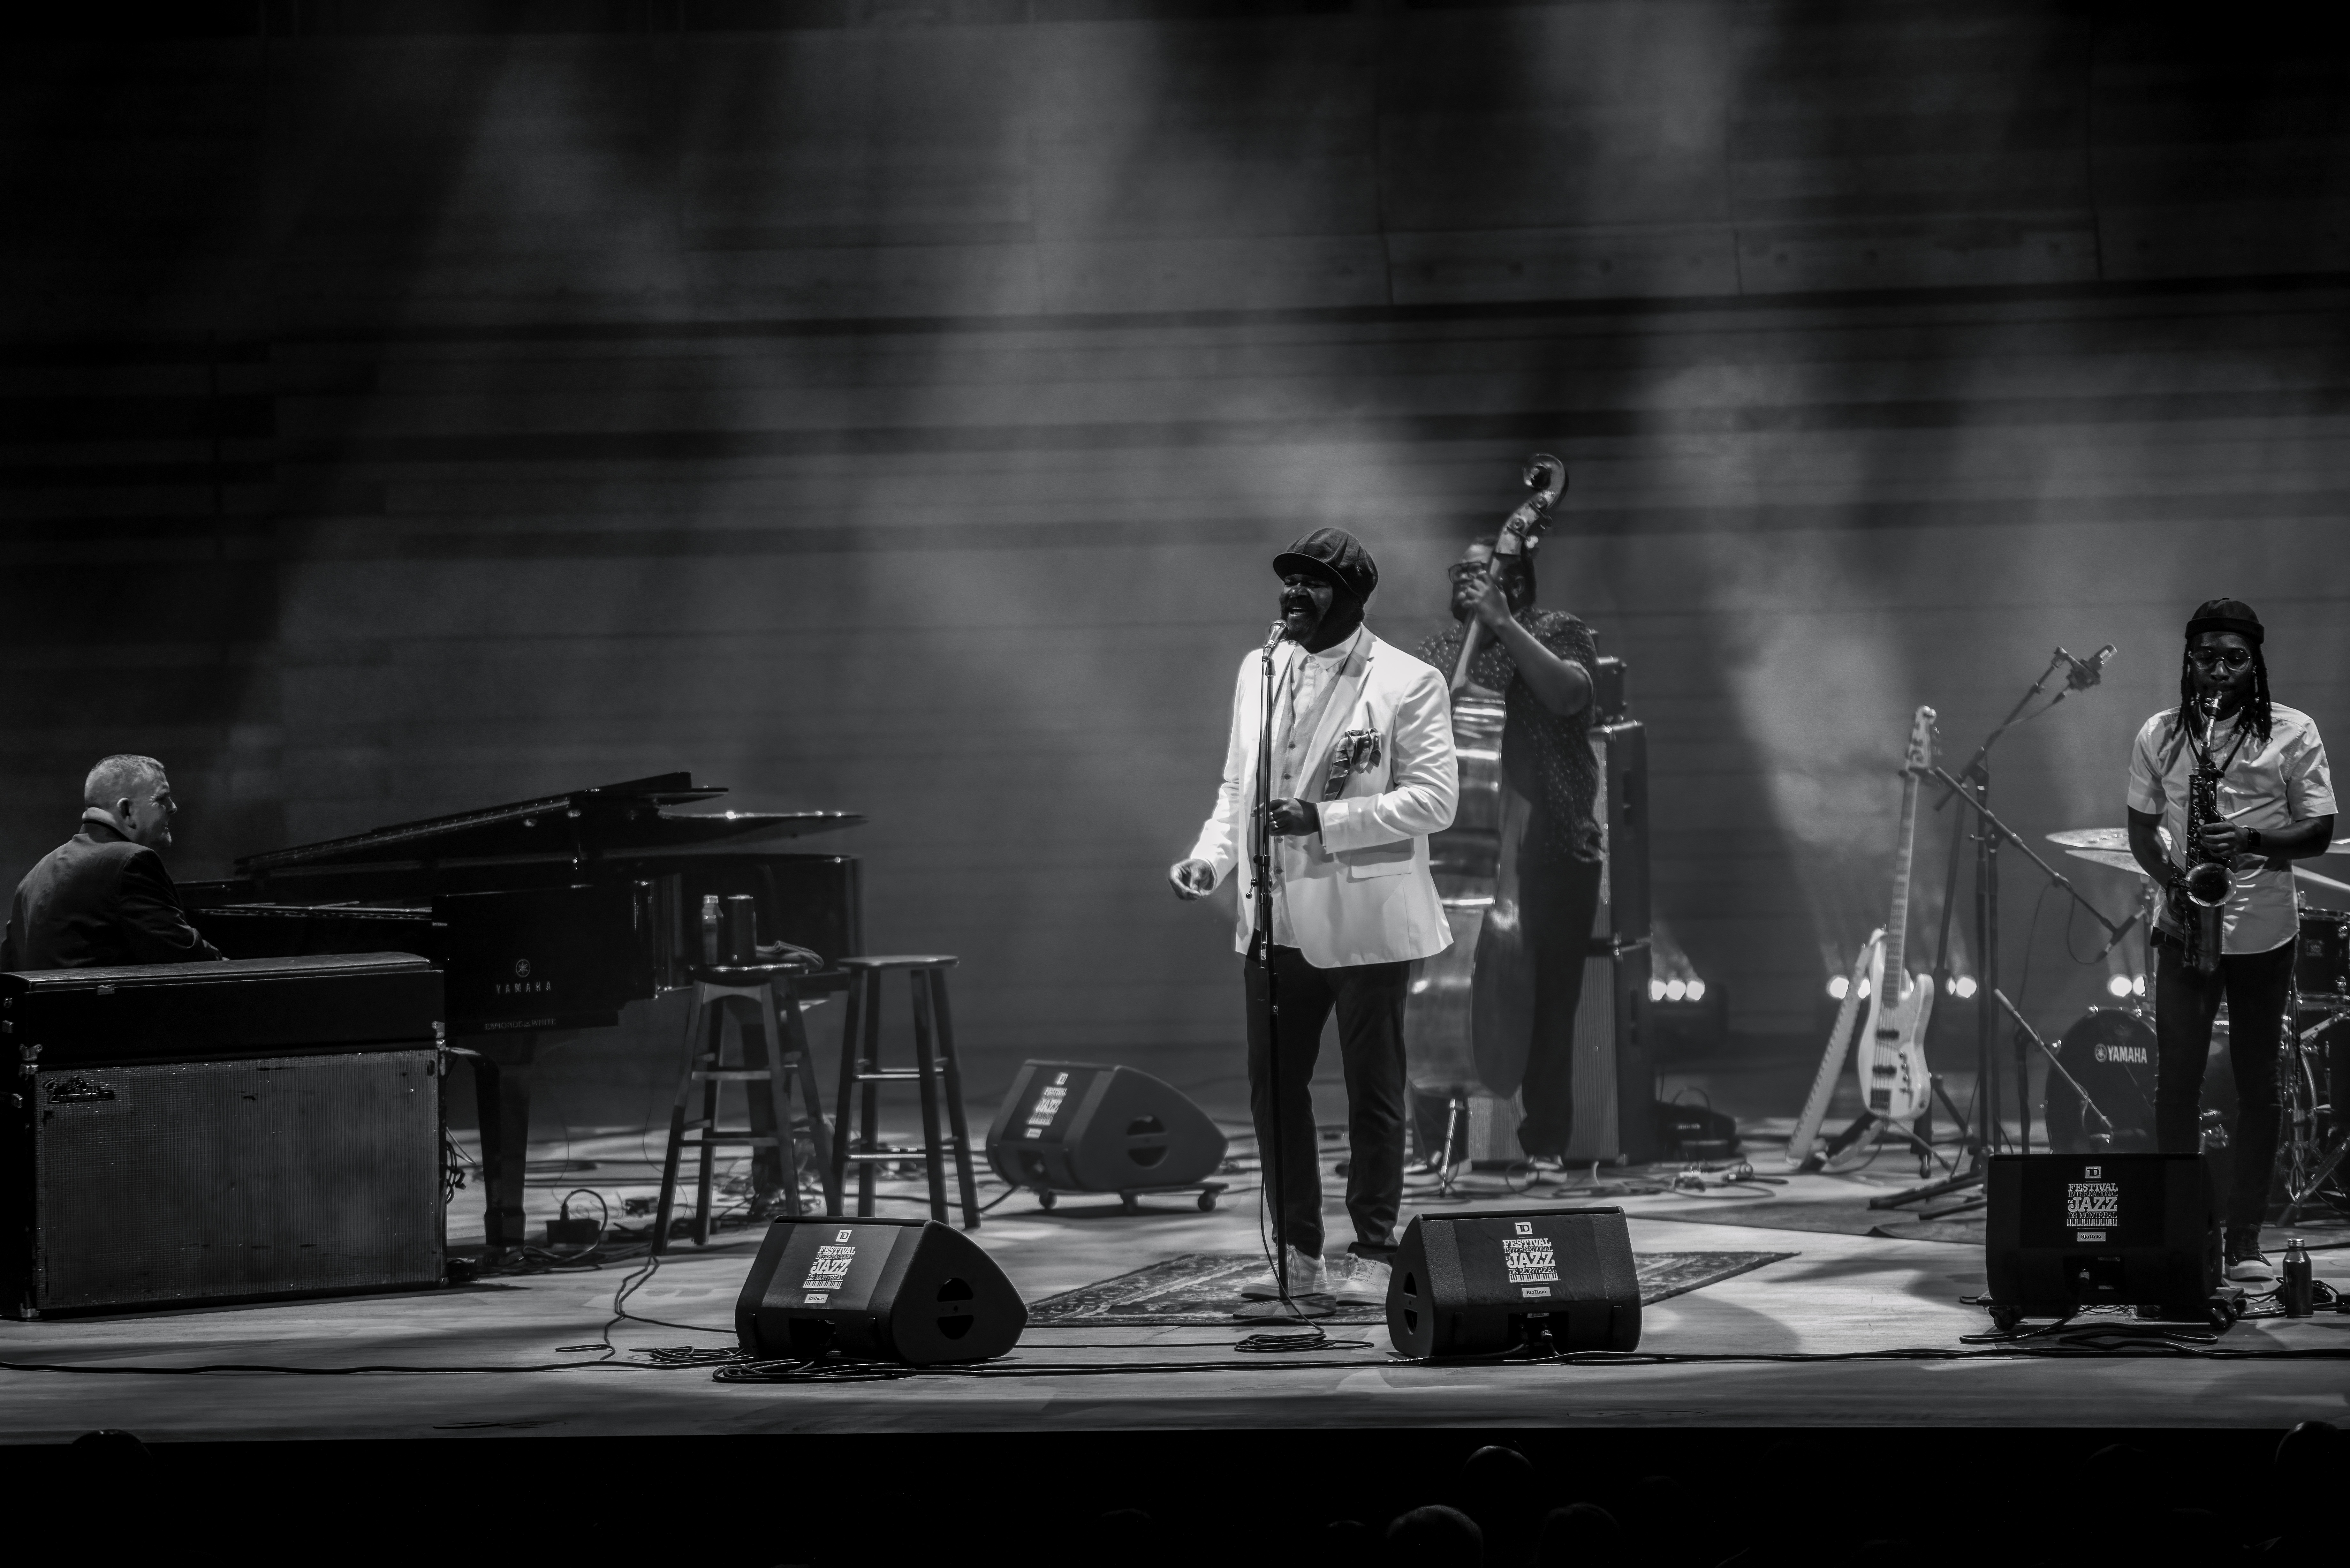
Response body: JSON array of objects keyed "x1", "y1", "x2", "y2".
[
  {"x1": 984, "y1": 1060, "x2": 1227, "y2": 1192},
  {"x1": 736, "y1": 1215, "x2": 1026, "y2": 1365},
  {"x1": 1386, "y1": 1207, "x2": 1640, "y2": 1360},
  {"x1": 1984, "y1": 1153, "x2": 2219, "y2": 1322}
]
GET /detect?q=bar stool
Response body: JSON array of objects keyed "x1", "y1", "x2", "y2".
[
  {"x1": 652, "y1": 958, "x2": 840, "y2": 1254},
  {"x1": 831, "y1": 955, "x2": 981, "y2": 1230}
]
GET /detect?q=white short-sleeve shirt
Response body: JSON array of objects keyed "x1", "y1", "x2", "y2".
[{"x1": 2127, "y1": 702, "x2": 2335, "y2": 954}]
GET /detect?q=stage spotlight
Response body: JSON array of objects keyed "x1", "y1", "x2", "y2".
[
  {"x1": 2107, "y1": 974, "x2": 2133, "y2": 998},
  {"x1": 1857, "y1": 977, "x2": 1872, "y2": 998},
  {"x1": 1827, "y1": 975, "x2": 1848, "y2": 1000},
  {"x1": 2133, "y1": 976, "x2": 2146, "y2": 996},
  {"x1": 1649, "y1": 979, "x2": 1666, "y2": 1001},
  {"x1": 1954, "y1": 976, "x2": 1978, "y2": 999},
  {"x1": 1686, "y1": 979, "x2": 1705, "y2": 1002},
  {"x1": 1664, "y1": 978, "x2": 1686, "y2": 1001}
]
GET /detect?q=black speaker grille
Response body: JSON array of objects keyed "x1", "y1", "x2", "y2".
[{"x1": 33, "y1": 1050, "x2": 443, "y2": 1312}]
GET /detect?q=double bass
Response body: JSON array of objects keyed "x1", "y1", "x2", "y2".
[{"x1": 1405, "y1": 455, "x2": 1569, "y2": 1117}]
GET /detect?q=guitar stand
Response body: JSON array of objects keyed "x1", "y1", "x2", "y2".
[
  {"x1": 1867, "y1": 1078, "x2": 1997, "y2": 1211},
  {"x1": 1823, "y1": 1107, "x2": 1947, "y2": 1179}
]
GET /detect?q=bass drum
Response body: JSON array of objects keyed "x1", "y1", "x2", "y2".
[{"x1": 2043, "y1": 1008, "x2": 2160, "y2": 1153}]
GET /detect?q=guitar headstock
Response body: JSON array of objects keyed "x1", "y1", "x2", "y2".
[{"x1": 1905, "y1": 705, "x2": 1938, "y2": 775}]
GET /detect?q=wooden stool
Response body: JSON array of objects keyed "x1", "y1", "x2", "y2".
[
  {"x1": 831, "y1": 955, "x2": 980, "y2": 1230},
  {"x1": 652, "y1": 960, "x2": 840, "y2": 1254}
]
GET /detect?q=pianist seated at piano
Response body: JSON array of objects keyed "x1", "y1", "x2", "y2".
[{"x1": 0, "y1": 754, "x2": 225, "y2": 971}]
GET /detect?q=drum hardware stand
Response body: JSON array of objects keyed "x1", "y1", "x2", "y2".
[{"x1": 2279, "y1": 1007, "x2": 2350, "y2": 1226}]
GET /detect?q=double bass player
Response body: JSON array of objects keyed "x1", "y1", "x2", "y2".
[{"x1": 1416, "y1": 531, "x2": 1602, "y2": 1162}]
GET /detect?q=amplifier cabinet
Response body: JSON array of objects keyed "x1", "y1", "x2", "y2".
[
  {"x1": 2, "y1": 954, "x2": 446, "y2": 1317},
  {"x1": 11, "y1": 1050, "x2": 444, "y2": 1317},
  {"x1": 1565, "y1": 720, "x2": 1657, "y2": 1166}
]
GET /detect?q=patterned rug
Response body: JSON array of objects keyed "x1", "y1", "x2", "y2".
[{"x1": 1025, "y1": 1249, "x2": 1796, "y2": 1326}]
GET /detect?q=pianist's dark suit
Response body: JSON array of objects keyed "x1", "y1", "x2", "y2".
[{"x1": 1, "y1": 818, "x2": 225, "y2": 970}]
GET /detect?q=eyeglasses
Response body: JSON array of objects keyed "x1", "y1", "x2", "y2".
[
  {"x1": 1445, "y1": 562, "x2": 1493, "y2": 584},
  {"x1": 2187, "y1": 647, "x2": 2254, "y2": 670}
]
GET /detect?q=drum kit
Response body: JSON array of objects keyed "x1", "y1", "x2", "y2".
[{"x1": 2035, "y1": 825, "x2": 2350, "y2": 1222}]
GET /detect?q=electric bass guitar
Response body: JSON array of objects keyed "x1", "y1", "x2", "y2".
[{"x1": 1854, "y1": 706, "x2": 1937, "y2": 1124}]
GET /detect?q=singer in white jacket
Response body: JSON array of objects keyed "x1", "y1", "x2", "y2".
[{"x1": 1171, "y1": 528, "x2": 1457, "y2": 1309}]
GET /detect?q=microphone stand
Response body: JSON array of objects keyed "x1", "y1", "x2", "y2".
[
  {"x1": 1891, "y1": 650, "x2": 2120, "y2": 1210},
  {"x1": 1993, "y1": 989, "x2": 2118, "y2": 1149},
  {"x1": 1250, "y1": 621, "x2": 1303, "y2": 1322}
]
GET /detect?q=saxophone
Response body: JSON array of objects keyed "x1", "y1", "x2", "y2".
[{"x1": 2177, "y1": 694, "x2": 2232, "y2": 976}]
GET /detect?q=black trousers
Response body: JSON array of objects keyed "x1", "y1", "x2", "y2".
[
  {"x1": 2154, "y1": 930, "x2": 2291, "y2": 1235},
  {"x1": 1244, "y1": 943, "x2": 1410, "y2": 1260},
  {"x1": 1516, "y1": 853, "x2": 1605, "y2": 1159}
]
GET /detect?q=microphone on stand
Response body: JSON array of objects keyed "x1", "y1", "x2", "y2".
[
  {"x1": 2091, "y1": 906, "x2": 2144, "y2": 962},
  {"x1": 2060, "y1": 644, "x2": 2117, "y2": 692},
  {"x1": 1263, "y1": 620, "x2": 1288, "y2": 658}
]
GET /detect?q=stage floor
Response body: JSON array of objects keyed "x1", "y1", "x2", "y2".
[{"x1": 4, "y1": 1134, "x2": 2346, "y2": 1442}]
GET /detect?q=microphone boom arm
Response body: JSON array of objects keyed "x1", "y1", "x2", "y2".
[{"x1": 1911, "y1": 762, "x2": 2130, "y2": 944}]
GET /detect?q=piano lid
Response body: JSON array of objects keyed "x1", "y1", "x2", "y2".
[{"x1": 236, "y1": 773, "x2": 864, "y2": 875}]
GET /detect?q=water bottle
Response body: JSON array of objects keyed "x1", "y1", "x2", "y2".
[
  {"x1": 2281, "y1": 1238, "x2": 2315, "y2": 1317},
  {"x1": 700, "y1": 893, "x2": 722, "y2": 968}
]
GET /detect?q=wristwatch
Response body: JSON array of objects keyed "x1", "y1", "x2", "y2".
[{"x1": 2245, "y1": 828, "x2": 2264, "y2": 855}]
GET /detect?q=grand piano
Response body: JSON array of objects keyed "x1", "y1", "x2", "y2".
[{"x1": 179, "y1": 773, "x2": 862, "y2": 1249}]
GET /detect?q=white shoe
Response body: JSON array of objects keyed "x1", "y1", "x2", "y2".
[
  {"x1": 1236, "y1": 1247, "x2": 1326, "y2": 1301},
  {"x1": 1330, "y1": 1256, "x2": 1391, "y2": 1308}
]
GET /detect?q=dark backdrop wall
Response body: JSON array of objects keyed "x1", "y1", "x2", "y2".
[{"x1": 6, "y1": 1, "x2": 2347, "y2": 1121}]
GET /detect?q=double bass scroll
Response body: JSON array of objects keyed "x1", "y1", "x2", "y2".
[{"x1": 1449, "y1": 453, "x2": 1567, "y2": 696}]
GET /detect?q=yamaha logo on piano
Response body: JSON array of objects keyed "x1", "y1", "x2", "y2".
[
  {"x1": 514, "y1": 959, "x2": 532, "y2": 979},
  {"x1": 496, "y1": 958, "x2": 550, "y2": 997}
]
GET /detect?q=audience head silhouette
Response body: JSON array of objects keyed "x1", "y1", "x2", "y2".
[{"x1": 1390, "y1": 1504, "x2": 1484, "y2": 1568}]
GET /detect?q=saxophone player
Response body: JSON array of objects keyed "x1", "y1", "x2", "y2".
[{"x1": 2126, "y1": 599, "x2": 2336, "y2": 1284}]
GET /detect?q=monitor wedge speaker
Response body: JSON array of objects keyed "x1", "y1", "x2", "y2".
[
  {"x1": 1982, "y1": 1152, "x2": 2222, "y2": 1327},
  {"x1": 985, "y1": 1060, "x2": 1226, "y2": 1194},
  {"x1": 736, "y1": 1216, "x2": 1025, "y2": 1365},
  {"x1": 1386, "y1": 1207, "x2": 1640, "y2": 1360}
]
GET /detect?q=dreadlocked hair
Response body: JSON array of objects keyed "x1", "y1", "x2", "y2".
[{"x1": 2168, "y1": 642, "x2": 2272, "y2": 761}]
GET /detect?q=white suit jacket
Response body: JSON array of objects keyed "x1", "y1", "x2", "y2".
[{"x1": 1186, "y1": 629, "x2": 1459, "y2": 969}]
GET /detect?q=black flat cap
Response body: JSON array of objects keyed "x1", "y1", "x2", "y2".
[
  {"x1": 2187, "y1": 598, "x2": 2263, "y2": 645},
  {"x1": 1272, "y1": 527, "x2": 1378, "y2": 602}
]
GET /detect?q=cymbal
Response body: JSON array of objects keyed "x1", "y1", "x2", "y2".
[
  {"x1": 2066, "y1": 847, "x2": 2147, "y2": 877},
  {"x1": 2064, "y1": 849, "x2": 2350, "y2": 890},
  {"x1": 2054, "y1": 827, "x2": 2350, "y2": 856}
]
